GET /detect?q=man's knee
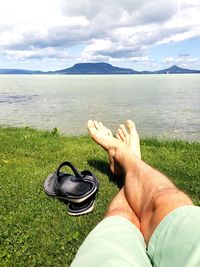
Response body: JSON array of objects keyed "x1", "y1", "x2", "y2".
[
  {"x1": 152, "y1": 188, "x2": 193, "y2": 212},
  {"x1": 141, "y1": 188, "x2": 193, "y2": 242},
  {"x1": 105, "y1": 208, "x2": 140, "y2": 229}
]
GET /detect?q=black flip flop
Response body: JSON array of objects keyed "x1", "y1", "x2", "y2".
[
  {"x1": 44, "y1": 162, "x2": 98, "y2": 203},
  {"x1": 67, "y1": 197, "x2": 96, "y2": 216},
  {"x1": 66, "y1": 171, "x2": 98, "y2": 216},
  {"x1": 81, "y1": 170, "x2": 99, "y2": 188}
]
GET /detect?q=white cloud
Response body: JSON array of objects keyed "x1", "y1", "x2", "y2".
[
  {"x1": 4, "y1": 47, "x2": 69, "y2": 60},
  {"x1": 162, "y1": 55, "x2": 200, "y2": 68},
  {"x1": 0, "y1": 0, "x2": 199, "y2": 67}
]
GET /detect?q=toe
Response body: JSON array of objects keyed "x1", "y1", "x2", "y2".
[
  {"x1": 127, "y1": 120, "x2": 137, "y2": 134},
  {"x1": 99, "y1": 122, "x2": 105, "y2": 130},
  {"x1": 116, "y1": 132, "x2": 121, "y2": 140},
  {"x1": 120, "y1": 124, "x2": 128, "y2": 136},
  {"x1": 117, "y1": 128, "x2": 125, "y2": 141},
  {"x1": 87, "y1": 120, "x2": 95, "y2": 130},
  {"x1": 99, "y1": 122, "x2": 111, "y2": 136},
  {"x1": 87, "y1": 120, "x2": 97, "y2": 136},
  {"x1": 94, "y1": 120, "x2": 101, "y2": 130},
  {"x1": 87, "y1": 120, "x2": 97, "y2": 135}
]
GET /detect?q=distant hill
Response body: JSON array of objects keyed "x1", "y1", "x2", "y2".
[
  {"x1": 0, "y1": 63, "x2": 200, "y2": 74},
  {"x1": 153, "y1": 65, "x2": 200, "y2": 74},
  {"x1": 48, "y1": 62, "x2": 138, "y2": 74},
  {"x1": 0, "y1": 69, "x2": 43, "y2": 74}
]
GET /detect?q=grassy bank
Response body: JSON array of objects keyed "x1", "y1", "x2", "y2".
[{"x1": 0, "y1": 127, "x2": 200, "y2": 266}]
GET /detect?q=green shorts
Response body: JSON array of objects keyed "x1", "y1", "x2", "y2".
[{"x1": 70, "y1": 206, "x2": 200, "y2": 267}]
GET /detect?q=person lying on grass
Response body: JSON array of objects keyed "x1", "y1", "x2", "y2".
[{"x1": 71, "y1": 119, "x2": 200, "y2": 267}]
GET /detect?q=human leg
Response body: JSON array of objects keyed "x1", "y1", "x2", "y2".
[
  {"x1": 105, "y1": 187, "x2": 140, "y2": 229},
  {"x1": 71, "y1": 187, "x2": 152, "y2": 267},
  {"x1": 70, "y1": 215, "x2": 153, "y2": 267},
  {"x1": 123, "y1": 153, "x2": 193, "y2": 243},
  {"x1": 87, "y1": 120, "x2": 193, "y2": 243},
  {"x1": 103, "y1": 120, "x2": 141, "y2": 230},
  {"x1": 114, "y1": 121, "x2": 200, "y2": 267},
  {"x1": 147, "y1": 205, "x2": 200, "y2": 267},
  {"x1": 71, "y1": 121, "x2": 152, "y2": 267}
]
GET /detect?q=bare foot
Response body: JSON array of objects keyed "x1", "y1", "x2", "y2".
[
  {"x1": 87, "y1": 120, "x2": 138, "y2": 176},
  {"x1": 87, "y1": 120, "x2": 118, "y2": 151},
  {"x1": 116, "y1": 120, "x2": 141, "y2": 159},
  {"x1": 87, "y1": 120, "x2": 127, "y2": 174}
]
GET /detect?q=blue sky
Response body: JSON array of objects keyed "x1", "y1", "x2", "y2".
[{"x1": 0, "y1": 0, "x2": 199, "y2": 71}]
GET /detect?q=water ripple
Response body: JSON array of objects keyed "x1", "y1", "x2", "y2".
[{"x1": 0, "y1": 94, "x2": 38, "y2": 104}]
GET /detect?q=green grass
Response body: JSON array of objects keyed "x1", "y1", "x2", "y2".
[{"x1": 0, "y1": 127, "x2": 200, "y2": 266}]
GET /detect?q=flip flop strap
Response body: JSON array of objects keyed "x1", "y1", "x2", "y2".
[{"x1": 56, "y1": 161, "x2": 82, "y2": 182}]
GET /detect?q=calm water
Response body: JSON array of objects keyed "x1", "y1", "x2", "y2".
[{"x1": 0, "y1": 74, "x2": 199, "y2": 141}]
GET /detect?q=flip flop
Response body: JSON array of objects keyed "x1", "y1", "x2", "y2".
[
  {"x1": 44, "y1": 170, "x2": 98, "y2": 198},
  {"x1": 67, "y1": 197, "x2": 96, "y2": 216},
  {"x1": 66, "y1": 171, "x2": 98, "y2": 215},
  {"x1": 81, "y1": 170, "x2": 99, "y2": 188},
  {"x1": 44, "y1": 162, "x2": 98, "y2": 203}
]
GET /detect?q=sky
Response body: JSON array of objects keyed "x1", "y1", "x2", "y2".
[{"x1": 0, "y1": 0, "x2": 200, "y2": 71}]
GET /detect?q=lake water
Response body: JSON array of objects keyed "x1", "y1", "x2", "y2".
[{"x1": 0, "y1": 74, "x2": 199, "y2": 141}]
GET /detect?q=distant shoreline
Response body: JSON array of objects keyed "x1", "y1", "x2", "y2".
[
  {"x1": 1, "y1": 62, "x2": 200, "y2": 75},
  {"x1": 1, "y1": 73, "x2": 200, "y2": 75}
]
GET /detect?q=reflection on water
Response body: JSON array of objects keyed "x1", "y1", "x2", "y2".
[
  {"x1": 0, "y1": 74, "x2": 199, "y2": 141},
  {"x1": 0, "y1": 94, "x2": 38, "y2": 103}
]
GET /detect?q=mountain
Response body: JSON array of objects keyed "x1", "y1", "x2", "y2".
[
  {"x1": 0, "y1": 69, "x2": 43, "y2": 74},
  {"x1": 48, "y1": 62, "x2": 138, "y2": 74},
  {"x1": 0, "y1": 63, "x2": 200, "y2": 75},
  {"x1": 153, "y1": 65, "x2": 200, "y2": 74}
]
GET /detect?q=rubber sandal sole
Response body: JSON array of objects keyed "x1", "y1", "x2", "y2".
[{"x1": 67, "y1": 198, "x2": 95, "y2": 216}]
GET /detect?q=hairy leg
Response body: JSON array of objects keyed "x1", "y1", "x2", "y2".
[
  {"x1": 88, "y1": 120, "x2": 193, "y2": 243},
  {"x1": 105, "y1": 120, "x2": 143, "y2": 229},
  {"x1": 105, "y1": 187, "x2": 140, "y2": 229},
  {"x1": 88, "y1": 120, "x2": 141, "y2": 229}
]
